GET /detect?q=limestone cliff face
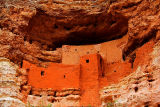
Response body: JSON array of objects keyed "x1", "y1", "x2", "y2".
[
  {"x1": 0, "y1": 58, "x2": 25, "y2": 107},
  {"x1": 1, "y1": 0, "x2": 160, "y2": 107}
]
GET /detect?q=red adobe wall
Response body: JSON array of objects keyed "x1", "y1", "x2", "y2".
[
  {"x1": 23, "y1": 54, "x2": 102, "y2": 106},
  {"x1": 61, "y1": 35, "x2": 134, "y2": 89},
  {"x1": 99, "y1": 62, "x2": 133, "y2": 88},
  {"x1": 23, "y1": 60, "x2": 80, "y2": 90},
  {"x1": 80, "y1": 54, "x2": 102, "y2": 106},
  {"x1": 22, "y1": 52, "x2": 134, "y2": 106}
]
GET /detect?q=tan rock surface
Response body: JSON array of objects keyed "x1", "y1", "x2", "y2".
[{"x1": 0, "y1": 57, "x2": 25, "y2": 107}]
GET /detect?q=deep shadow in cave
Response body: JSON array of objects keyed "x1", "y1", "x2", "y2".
[{"x1": 25, "y1": 9, "x2": 129, "y2": 49}]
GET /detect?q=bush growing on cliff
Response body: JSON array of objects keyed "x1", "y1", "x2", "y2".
[
  {"x1": 105, "y1": 100, "x2": 123, "y2": 107},
  {"x1": 27, "y1": 101, "x2": 52, "y2": 107}
]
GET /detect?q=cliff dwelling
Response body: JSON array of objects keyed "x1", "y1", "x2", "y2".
[
  {"x1": 20, "y1": 35, "x2": 134, "y2": 106},
  {"x1": 23, "y1": 54, "x2": 103, "y2": 106},
  {"x1": 1, "y1": 0, "x2": 160, "y2": 107}
]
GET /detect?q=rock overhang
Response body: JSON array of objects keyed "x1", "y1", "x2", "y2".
[{"x1": 25, "y1": 2, "x2": 128, "y2": 49}]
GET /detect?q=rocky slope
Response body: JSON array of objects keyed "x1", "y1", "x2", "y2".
[{"x1": 1, "y1": 0, "x2": 160, "y2": 107}]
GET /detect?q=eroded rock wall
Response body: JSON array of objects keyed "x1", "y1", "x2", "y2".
[
  {"x1": 1, "y1": 0, "x2": 160, "y2": 107},
  {"x1": 100, "y1": 41, "x2": 160, "y2": 107},
  {"x1": 0, "y1": 29, "x2": 62, "y2": 66},
  {"x1": 0, "y1": 57, "x2": 25, "y2": 107},
  {"x1": 0, "y1": 0, "x2": 128, "y2": 65}
]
